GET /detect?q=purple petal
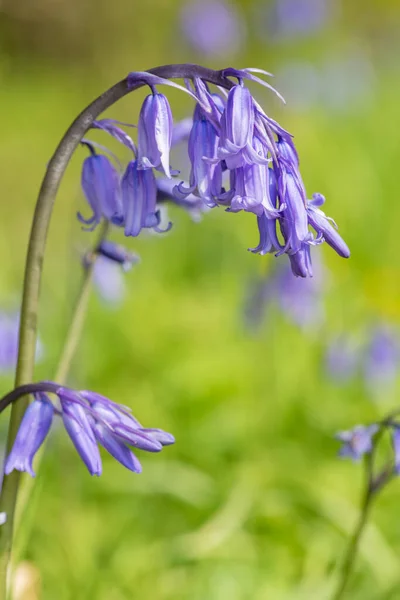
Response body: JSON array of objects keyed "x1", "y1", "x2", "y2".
[
  {"x1": 80, "y1": 154, "x2": 122, "y2": 228},
  {"x1": 93, "y1": 423, "x2": 142, "y2": 473},
  {"x1": 138, "y1": 428, "x2": 175, "y2": 446},
  {"x1": 5, "y1": 394, "x2": 54, "y2": 477},
  {"x1": 61, "y1": 400, "x2": 102, "y2": 476},
  {"x1": 307, "y1": 199, "x2": 350, "y2": 258},
  {"x1": 249, "y1": 213, "x2": 282, "y2": 255},
  {"x1": 138, "y1": 93, "x2": 174, "y2": 178},
  {"x1": 121, "y1": 160, "x2": 158, "y2": 237},
  {"x1": 288, "y1": 245, "x2": 313, "y2": 278},
  {"x1": 92, "y1": 119, "x2": 136, "y2": 153},
  {"x1": 222, "y1": 67, "x2": 286, "y2": 103}
]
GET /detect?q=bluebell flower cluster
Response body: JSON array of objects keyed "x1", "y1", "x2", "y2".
[
  {"x1": 4, "y1": 383, "x2": 174, "y2": 477},
  {"x1": 78, "y1": 68, "x2": 349, "y2": 278}
]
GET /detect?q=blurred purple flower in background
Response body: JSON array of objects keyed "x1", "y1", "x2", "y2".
[
  {"x1": 0, "y1": 312, "x2": 42, "y2": 374},
  {"x1": 93, "y1": 257, "x2": 127, "y2": 306},
  {"x1": 272, "y1": 260, "x2": 324, "y2": 328},
  {"x1": 325, "y1": 323, "x2": 400, "y2": 395},
  {"x1": 256, "y1": 0, "x2": 334, "y2": 43},
  {"x1": 86, "y1": 241, "x2": 139, "y2": 307},
  {"x1": 245, "y1": 255, "x2": 324, "y2": 331},
  {"x1": 180, "y1": 0, "x2": 245, "y2": 56},
  {"x1": 363, "y1": 325, "x2": 400, "y2": 397}
]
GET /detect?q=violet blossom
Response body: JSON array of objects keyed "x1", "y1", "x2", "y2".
[
  {"x1": 4, "y1": 383, "x2": 174, "y2": 477},
  {"x1": 76, "y1": 67, "x2": 349, "y2": 277},
  {"x1": 180, "y1": 0, "x2": 245, "y2": 57}
]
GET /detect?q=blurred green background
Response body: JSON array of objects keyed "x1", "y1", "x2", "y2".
[{"x1": 1, "y1": 0, "x2": 400, "y2": 598}]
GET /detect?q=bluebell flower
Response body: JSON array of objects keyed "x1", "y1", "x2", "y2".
[
  {"x1": 86, "y1": 67, "x2": 350, "y2": 276},
  {"x1": 249, "y1": 214, "x2": 282, "y2": 255},
  {"x1": 307, "y1": 194, "x2": 350, "y2": 258},
  {"x1": 228, "y1": 139, "x2": 281, "y2": 218},
  {"x1": 121, "y1": 160, "x2": 165, "y2": 237},
  {"x1": 4, "y1": 394, "x2": 54, "y2": 477},
  {"x1": 60, "y1": 393, "x2": 102, "y2": 476},
  {"x1": 335, "y1": 425, "x2": 379, "y2": 461},
  {"x1": 137, "y1": 93, "x2": 174, "y2": 177},
  {"x1": 217, "y1": 84, "x2": 267, "y2": 170},
  {"x1": 175, "y1": 104, "x2": 222, "y2": 207},
  {"x1": 4, "y1": 383, "x2": 175, "y2": 477},
  {"x1": 78, "y1": 151, "x2": 122, "y2": 230}
]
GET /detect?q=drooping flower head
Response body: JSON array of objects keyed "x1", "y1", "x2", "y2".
[
  {"x1": 244, "y1": 255, "x2": 324, "y2": 331},
  {"x1": 3, "y1": 382, "x2": 174, "y2": 477},
  {"x1": 76, "y1": 65, "x2": 349, "y2": 276}
]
